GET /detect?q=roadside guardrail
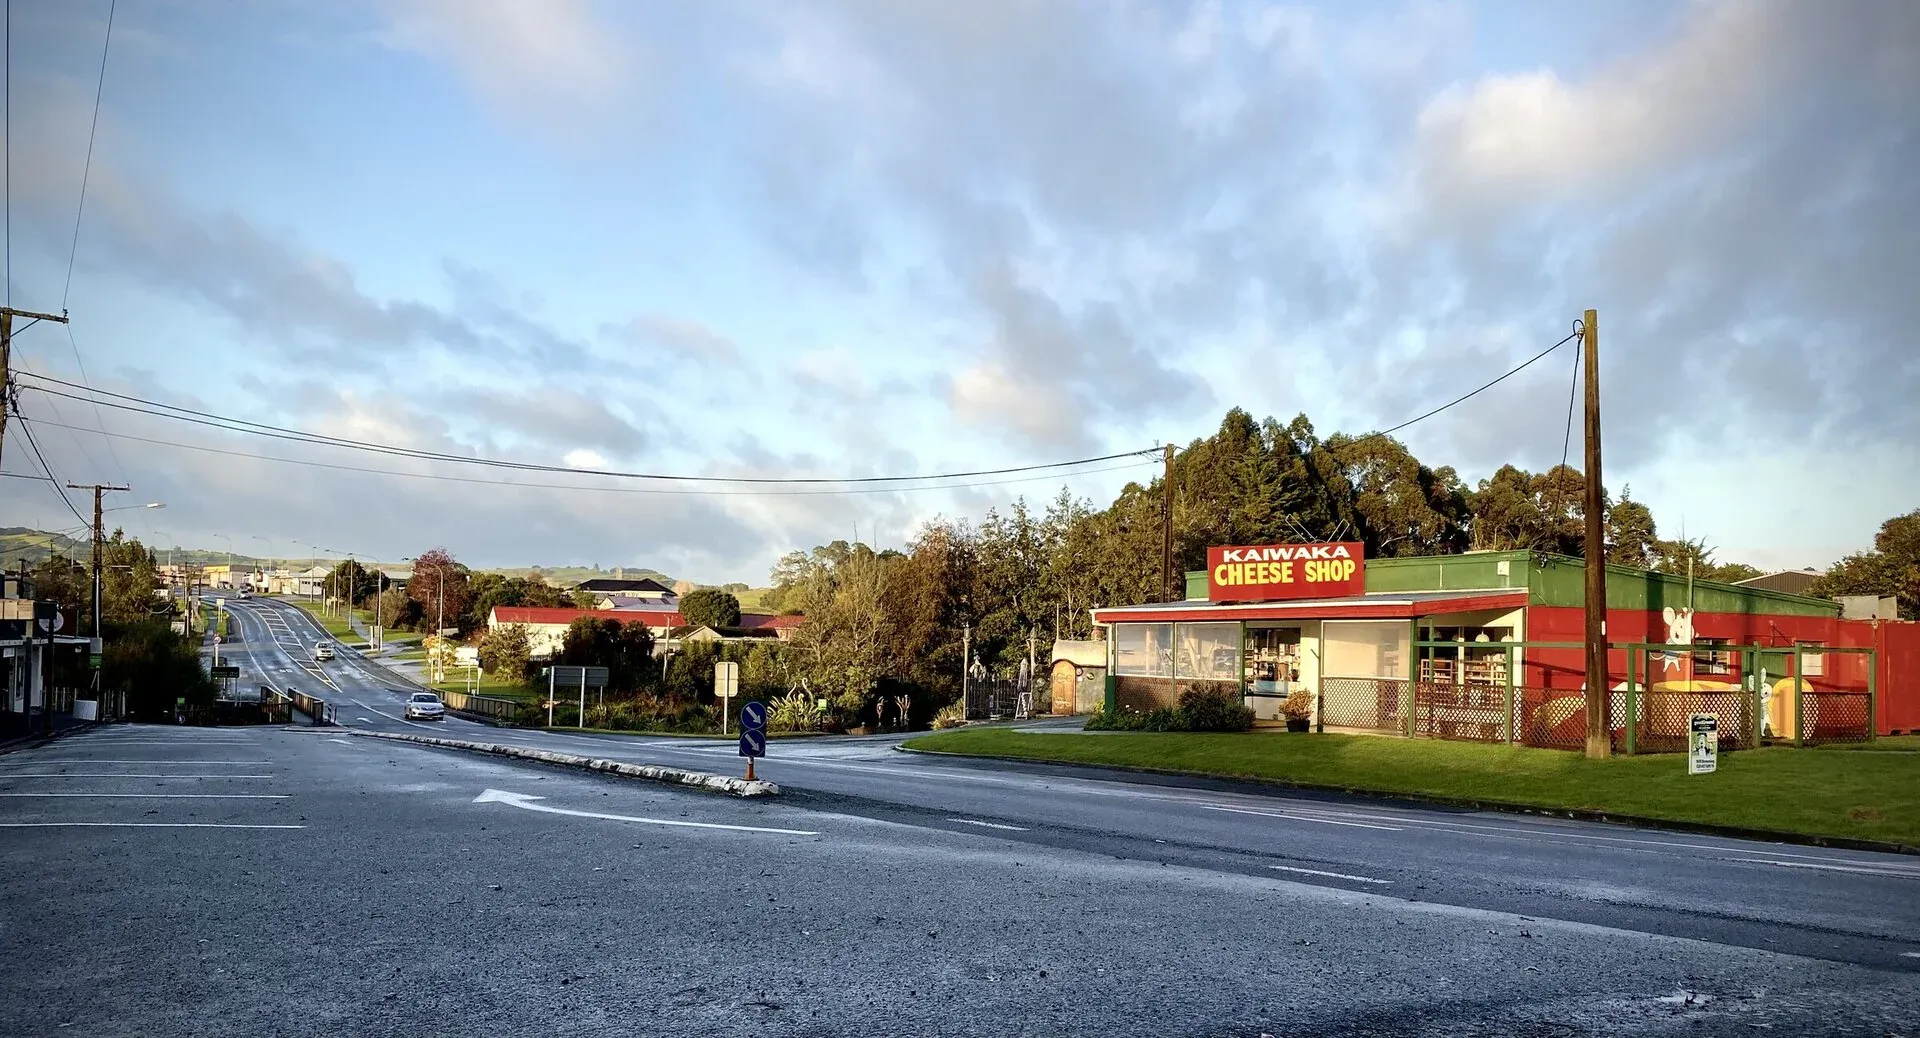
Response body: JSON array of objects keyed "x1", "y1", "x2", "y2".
[
  {"x1": 287, "y1": 688, "x2": 336, "y2": 726},
  {"x1": 436, "y1": 689, "x2": 520, "y2": 723}
]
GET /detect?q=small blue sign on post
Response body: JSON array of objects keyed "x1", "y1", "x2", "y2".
[{"x1": 739, "y1": 700, "x2": 767, "y2": 780}]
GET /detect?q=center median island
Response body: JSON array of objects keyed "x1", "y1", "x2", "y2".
[
  {"x1": 898, "y1": 728, "x2": 1920, "y2": 852},
  {"x1": 349, "y1": 729, "x2": 778, "y2": 797}
]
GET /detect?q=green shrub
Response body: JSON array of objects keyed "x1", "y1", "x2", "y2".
[
  {"x1": 1085, "y1": 693, "x2": 1250, "y2": 733},
  {"x1": 767, "y1": 692, "x2": 830, "y2": 733},
  {"x1": 1178, "y1": 687, "x2": 1254, "y2": 732}
]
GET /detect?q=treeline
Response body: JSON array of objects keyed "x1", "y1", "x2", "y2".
[
  {"x1": 24, "y1": 533, "x2": 217, "y2": 718},
  {"x1": 764, "y1": 408, "x2": 1779, "y2": 720},
  {"x1": 1810, "y1": 509, "x2": 1919, "y2": 619}
]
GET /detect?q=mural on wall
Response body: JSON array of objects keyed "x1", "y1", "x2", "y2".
[{"x1": 1657, "y1": 606, "x2": 1697, "y2": 682}]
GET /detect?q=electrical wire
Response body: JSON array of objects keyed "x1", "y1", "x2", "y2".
[
  {"x1": 13, "y1": 371, "x2": 1158, "y2": 483},
  {"x1": 62, "y1": 0, "x2": 113, "y2": 308},
  {"x1": 1340, "y1": 328, "x2": 1583, "y2": 452},
  {"x1": 1560, "y1": 338, "x2": 1581, "y2": 473},
  {"x1": 1, "y1": 468, "x2": 50, "y2": 479},
  {"x1": 12, "y1": 414, "x2": 90, "y2": 526},
  {"x1": 27, "y1": 415, "x2": 1160, "y2": 497}
]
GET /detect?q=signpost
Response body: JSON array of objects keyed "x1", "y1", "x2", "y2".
[
  {"x1": 714, "y1": 661, "x2": 739, "y2": 735},
  {"x1": 1688, "y1": 714, "x2": 1718, "y2": 775},
  {"x1": 739, "y1": 699, "x2": 766, "y2": 781}
]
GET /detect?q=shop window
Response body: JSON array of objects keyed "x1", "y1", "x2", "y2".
[
  {"x1": 1323, "y1": 621, "x2": 1409, "y2": 679},
  {"x1": 1246, "y1": 627, "x2": 1302, "y2": 695},
  {"x1": 1174, "y1": 623, "x2": 1242, "y2": 682},
  {"x1": 1113, "y1": 623, "x2": 1172, "y2": 678},
  {"x1": 1797, "y1": 641, "x2": 1825, "y2": 678},
  {"x1": 1694, "y1": 638, "x2": 1732, "y2": 676}
]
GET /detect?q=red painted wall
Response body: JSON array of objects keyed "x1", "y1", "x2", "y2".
[{"x1": 1523, "y1": 607, "x2": 1918, "y2": 734}]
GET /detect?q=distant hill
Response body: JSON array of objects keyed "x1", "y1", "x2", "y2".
[{"x1": 0, "y1": 527, "x2": 90, "y2": 566}]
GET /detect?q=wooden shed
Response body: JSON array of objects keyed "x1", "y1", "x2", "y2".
[{"x1": 1049, "y1": 640, "x2": 1109, "y2": 715}]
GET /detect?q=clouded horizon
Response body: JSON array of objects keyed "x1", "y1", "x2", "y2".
[{"x1": 2, "y1": 0, "x2": 1914, "y2": 584}]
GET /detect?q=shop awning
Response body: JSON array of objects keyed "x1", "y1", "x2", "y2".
[{"x1": 1091, "y1": 588, "x2": 1528, "y2": 625}]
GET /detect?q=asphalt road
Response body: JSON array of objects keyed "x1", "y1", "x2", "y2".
[{"x1": 0, "y1": 595, "x2": 1910, "y2": 1036}]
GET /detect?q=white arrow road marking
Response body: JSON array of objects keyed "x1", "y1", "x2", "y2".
[
  {"x1": 472, "y1": 789, "x2": 818, "y2": 836},
  {"x1": 1268, "y1": 864, "x2": 1392, "y2": 885}
]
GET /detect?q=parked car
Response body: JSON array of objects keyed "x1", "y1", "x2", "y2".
[
  {"x1": 313, "y1": 642, "x2": 335, "y2": 661},
  {"x1": 405, "y1": 692, "x2": 445, "y2": 721}
]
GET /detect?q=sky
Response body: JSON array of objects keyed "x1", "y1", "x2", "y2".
[{"x1": 0, "y1": 0, "x2": 1914, "y2": 585}]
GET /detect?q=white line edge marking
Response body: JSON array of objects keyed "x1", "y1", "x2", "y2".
[
  {"x1": 1202, "y1": 804, "x2": 1404, "y2": 831},
  {"x1": 0, "y1": 822, "x2": 306, "y2": 829},
  {"x1": 0, "y1": 760, "x2": 272, "y2": 765},
  {"x1": 1729, "y1": 858, "x2": 1920, "y2": 879},
  {"x1": 0, "y1": 773, "x2": 274, "y2": 779},
  {"x1": 0, "y1": 793, "x2": 290, "y2": 799},
  {"x1": 473, "y1": 789, "x2": 818, "y2": 836},
  {"x1": 948, "y1": 817, "x2": 1031, "y2": 831},
  {"x1": 1269, "y1": 864, "x2": 1392, "y2": 885},
  {"x1": 1901, "y1": 952, "x2": 1920, "y2": 958}
]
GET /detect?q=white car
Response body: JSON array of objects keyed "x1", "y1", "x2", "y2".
[
  {"x1": 313, "y1": 643, "x2": 335, "y2": 662},
  {"x1": 405, "y1": 692, "x2": 445, "y2": 721}
]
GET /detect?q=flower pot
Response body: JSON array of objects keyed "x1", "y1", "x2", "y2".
[{"x1": 1285, "y1": 716, "x2": 1310, "y2": 733}]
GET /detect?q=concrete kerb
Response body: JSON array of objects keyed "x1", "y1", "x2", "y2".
[
  {"x1": 894, "y1": 744, "x2": 1920, "y2": 857},
  {"x1": 348, "y1": 729, "x2": 780, "y2": 797},
  {"x1": 0, "y1": 720, "x2": 102, "y2": 757}
]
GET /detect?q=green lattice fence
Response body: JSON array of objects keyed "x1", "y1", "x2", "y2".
[
  {"x1": 1800, "y1": 690, "x2": 1872, "y2": 744},
  {"x1": 1319, "y1": 678, "x2": 1406, "y2": 734},
  {"x1": 1411, "y1": 682, "x2": 1509, "y2": 743}
]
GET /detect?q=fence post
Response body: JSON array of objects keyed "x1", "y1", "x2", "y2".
[
  {"x1": 1624, "y1": 646, "x2": 1638, "y2": 756},
  {"x1": 1792, "y1": 645, "x2": 1805, "y2": 748},
  {"x1": 1503, "y1": 644, "x2": 1515, "y2": 745},
  {"x1": 1747, "y1": 649, "x2": 1763, "y2": 748},
  {"x1": 1866, "y1": 647, "x2": 1877, "y2": 744},
  {"x1": 1403, "y1": 620, "x2": 1417, "y2": 738}
]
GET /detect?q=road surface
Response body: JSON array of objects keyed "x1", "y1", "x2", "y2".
[{"x1": 0, "y1": 594, "x2": 1910, "y2": 1035}]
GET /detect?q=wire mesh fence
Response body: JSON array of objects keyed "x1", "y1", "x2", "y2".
[
  {"x1": 1411, "y1": 682, "x2": 1508, "y2": 742},
  {"x1": 1319, "y1": 678, "x2": 1406, "y2": 734},
  {"x1": 1800, "y1": 690, "x2": 1873, "y2": 744}
]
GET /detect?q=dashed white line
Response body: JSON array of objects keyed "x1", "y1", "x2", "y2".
[
  {"x1": 0, "y1": 822, "x2": 306, "y2": 829},
  {"x1": 0, "y1": 792, "x2": 289, "y2": 799},
  {"x1": 1728, "y1": 858, "x2": 1920, "y2": 880},
  {"x1": 947, "y1": 817, "x2": 1031, "y2": 832},
  {"x1": 1202, "y1": 804, "x2": 1405, "y2": 831},
  {"x1": 0, "y1": 773, "x2": 274, "y2": 779},
  {"x1": 1268, "y1": 864, "x2": 1392, "y2": 885}
]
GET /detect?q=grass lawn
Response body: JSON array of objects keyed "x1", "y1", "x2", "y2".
[
  {"x1": 1819, "y1": 734, "x2": 1920, "y2": 753},
  {"x1": 289, "y1": 600, "x2": 359, "y2": 642},
  {"x1": 901, "y1": 728, "x2": 1920, "y2": 849},
  {"x1": 431, "y1": 673, "x2": 537, "y2": 701}
]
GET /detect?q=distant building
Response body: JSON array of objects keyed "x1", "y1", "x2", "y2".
[
  {"x1": 595, "y1": 595, "x2": 680, "y2": 612},
  {"x1": 571, "y1": 577, "x2": 675, "y2": 601},
  {"x1": 1733, "y1": 569, "x2": 1821, "y2": 596},
  {"x1": 488, "y1": 606, "x2": 802, "y2": 659}
]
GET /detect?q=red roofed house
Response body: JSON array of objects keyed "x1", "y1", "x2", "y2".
[{"x1": 489, "y1": 606, "x2": 803, "y2": 660}]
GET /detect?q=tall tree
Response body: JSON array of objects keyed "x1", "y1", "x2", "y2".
[
  {"x1": 1606, "y1": 489, "x2": 1659, "y2": 568},
  {"x1": 408, "y1": 548, "x2": 472, "y2": 632},
  {"x1": 1808, "y1": 508, "x2": 1920, "y2": 619},
  {"x1": 679, "y1": 588, "x2": 742, "y2": 630}
]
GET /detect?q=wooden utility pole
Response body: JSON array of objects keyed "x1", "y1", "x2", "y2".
[
  {"x1": 67, "y1": 482, "x2": 130, "y2": 639},
  {"x1": 0, "y1": 308, "x2": 72, "y2": 467},
  {"x1": 1581, "y1": 309, "x2": 1609, "y2": 759},
  {"x1": 1161, "y1": 444, "x2": 1175, "y2": 602}
]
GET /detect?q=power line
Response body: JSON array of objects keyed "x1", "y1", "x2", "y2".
[
  {"x1": 13, "y1": 371, "x2": 1158, "y2": 484},
  {"x1": 1343, "y1": 328, "x2": 1583, "y2": 451},
  {"x1": 12, "y1": 414, "x2": 89, "y2": 526},
  {"x1": 4, "y1": 0, "x2": 11, "y2": 310},
  {"x1": 63, "y1": 0, "x2": 114, "y2": 307},
  {"x1": 27, "y1": 414, "x2": 1159, "y2": 497},
  {"x1": 1559, "y1": 336, "x2": 1581, "y2": 473},
  {"x1": 0, "y1": 467, "x2": 49, "y2": 479}
]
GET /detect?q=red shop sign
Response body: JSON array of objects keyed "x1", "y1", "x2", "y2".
[{"x1": 1207, "y1": 542, "x2": 1366, "y2": 602}]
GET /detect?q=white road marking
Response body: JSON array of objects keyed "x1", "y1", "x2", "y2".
[
  {"x1": 1269, "y1": 864, "x2": 1392, "y2": 885},
  {"x1": 0, "y1": 822, "x2": 306, "y2": 829},
  {"x1": 1728, "y1": 858, "x2": 1920, "y2": 880},
  {"x1": 1202, "y1": 804, "x2": 1404, "y2": 831},
  {"x1": 0, "y1": 773, "x2": 274, "y2": 779},
  {"x1": 947, "y1": 817, "x2": 1031, "y2": 831},
  {"x1": 0, "y1": 792, "x2": 289, "y2": 799},
  {"x1": 0, "y1": 760, "x2": 272, "y2": 766},
  {"x1": 472, "y1": 788, "x2": 819, "y2": 836},
  {"x1": 1902, "y1": 952, "x2": 1920, "y2": 958}
]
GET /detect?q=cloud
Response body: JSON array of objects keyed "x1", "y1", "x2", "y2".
[
  {"x1": 563, "y1": 449, "x2": 607, "y2": 470},
  {"x1": 606, "y1": 315, "x2": 743, "y2": 366},
  {"x1": 376, "y1": 0, "x2": 632, "y2": 123}
]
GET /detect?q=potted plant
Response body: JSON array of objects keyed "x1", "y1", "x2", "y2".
[{"x1": 1280, "y1": 688, "x2": 1313, "y2": 733}]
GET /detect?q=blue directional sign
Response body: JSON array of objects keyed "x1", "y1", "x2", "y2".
[
  {"x1": 739, "y1": 728, "x2": 767, "y2": 758},
  {"x1": 741, "y1": 700, "x2": 767, "y2": 731}
]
